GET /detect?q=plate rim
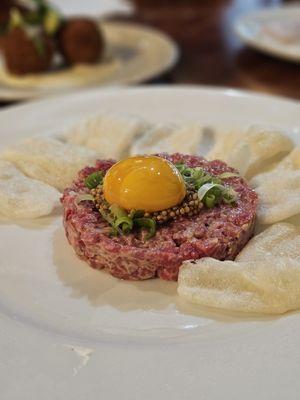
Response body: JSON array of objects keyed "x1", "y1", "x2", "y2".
[{"x1": 0, "y1": 84, "x2": 299, "y2": 118}]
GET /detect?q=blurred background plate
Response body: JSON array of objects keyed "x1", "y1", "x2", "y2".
[
  {"x1": 50, "y1": 0, "x2": 134, "y2": 17},
  {"x1": 0, "y1": 21, "x2": 179, "y2": 101},
  {"x1": 235, "y1": 5, "x2": 300, "y2": 63}
]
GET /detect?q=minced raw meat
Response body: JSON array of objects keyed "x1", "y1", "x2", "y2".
[{"x1": 61, "y1": 153, "x2": 258, "y2": 281}]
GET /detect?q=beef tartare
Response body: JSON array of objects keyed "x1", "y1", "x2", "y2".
[{"x1": 61, "y1": 153, "x2": 258, "y2": 281}]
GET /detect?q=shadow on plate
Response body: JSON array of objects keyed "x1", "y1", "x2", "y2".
[{"x1": 53, "y1": 227, "x2": 279, "y2": 324}]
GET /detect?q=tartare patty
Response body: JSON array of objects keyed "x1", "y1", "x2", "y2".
[{"x1": 61, "y1": 153, "x2": 258, "y2": 281}]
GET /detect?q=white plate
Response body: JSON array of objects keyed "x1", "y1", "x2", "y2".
[
  {"x1": 1, "y1": 86, "x2": 300, "y2": 400},
  {"x1": 0, "y1": 22, "x2": 179, "y2": 101},
  {"x1": 50, "y1": 0, "x2": 134, "y2": 17},
  {"x1": 235, "y1": 5, "x2": 300, "y2": 63}
]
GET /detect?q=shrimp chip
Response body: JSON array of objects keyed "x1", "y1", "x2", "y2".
[
  {"x1": 130, "y1": 123, "x2": 204, "y2": 156},
  {"x1": 245, "y1": 125, "x2": 294, "y2": 176},
  {"x1": 208, "y1": 125, "x2": 293, "y2": 178},
  {"x1": 205, "y1": 129, "x2": 251, "y2": 175},
  {"x1": 0, "y1": 160, "x2": 60, "y2": 219},
  {"x1": 178, "y1": 223, "x2": 300, "y2": 314},
  {"x1": 251, "y1": 146, "x2": 300, "y2": 187},
  {"x1": 64, "y1": 112, "x2": 149, "y2": 159},
  {"x1": 254, "y1": 170, "x2": 300, "y2": 225},
  {"x1": 3, "y1": 137, "x2": 97, "y2": 191},
  {"x1": 249, "y1": 147, "x2": 300, "y2": 224},
  {"x1": 237, "y1": 223, "x2": 300, "y2": 261},
  {"x1": 279, "y1": 146, "x2": 300, "y2": 169},
  {"x1": 178, "y1": 257, "x2": 300, "y2": 314}
]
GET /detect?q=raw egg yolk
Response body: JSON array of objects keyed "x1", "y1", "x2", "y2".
[{"x1": 103, "y1": 156, "x2": 186, "y2": 212}]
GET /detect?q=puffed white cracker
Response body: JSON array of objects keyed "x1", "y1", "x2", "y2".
[
  {"x1": 251, "y1": 146, "x2": 300, "y2": 187},
  {"x1": 2, "y1": 137, "x2": 97, "y2": 191},
  {"x1": 130, "y1": 123, "x2": 204, "y2": 156},
  {"x1": 236, "y1": 223, "x2": 300, "y2": 261},
  {"x1": 63, "y1": 112, "x2": 150, "y2": 159},
  {"x1": 249, "y1": 147, "x2": 300, "y2": 225},
  {"x1": 254, "y1": 170, "x2": 300, "y2": 225},
  {"x1": 207, "y1": 125, "x2": 293, "y2": 178},
  {"x1": 178, "y1": 223, "x2": 300, "y2": 314},
  {"x1": 0, "y1": 160, "x2": 60, "y2": 219}
]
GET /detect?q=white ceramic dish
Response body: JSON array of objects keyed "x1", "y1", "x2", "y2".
[
  {"x1": 1, "y1": 86, "x2": 300, "y2": 400},
  {"x1": 235, "y1": 5, "x2": 300, "y2": 63},
  {"x1": 50, "y1": 0, "x2": 134, "y2": 17},
  {"x1": 0, "y1": 22, "x2": 179, "y2": 101}
]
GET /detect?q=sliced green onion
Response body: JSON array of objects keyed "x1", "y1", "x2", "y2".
[
  {"x1": 109, "y1": 204, "x2": 127, "y2": 219},
  {"x1": 218, "y1": 172, "x2": 240, "y2": 179},
  {"x1": 128, "y1": 209, "x2": 145, "y2": 219},
  {"x1": 222, "y1": 187, "x2": 239, "y2": 204},
  {"x1": 99, "y1": 208, "x2": 114, "y2": 225},
  {"x1": 9, "y1": 8, "x2": 24, "y2": 29},
  {"x1": 205, "y1": 194, "x2": 216, "y2": 209},
  {"x1": 114, "y1": 216, "x2": 133, "y2": 234},
  {"x1": 75, "y1": 193, "x2": 95, "y2": 205},
  {"x1": 190, "y1": 167, "x2": 205, "y2": 180},
  {"x1": 134, "y1": 218, "x2": 156, "y2": 239},
  {"x1": 175, "y1": 163, "x2": 187, "y2": 174},
  {"x1": 197, "y1": 183, "x2": 224, "y2": 201},
  {"x1": 198, "y1": 183, "x2": 239, "y2": 208},
  {"x1": 85, "y1": 171, "x2": 103, "y2": 189},
  {"x1": 99, "y1": 208, "x2": 122, "y2": 236},
  {"x1": 196, "y1": 175, "x2": 222, "y2": 189},
  {"x1": 198, "y1": 183, "x2": 224, "y2": 208},
  {"x1": 43, "y1": 9, "x2": 61, "y2": 35},
  {"x1": 109, "y1": 204, "x2": 134, "y2": 233},
  {"x1": 176, "y1": 164, "x2": 225, "y2": 190}
]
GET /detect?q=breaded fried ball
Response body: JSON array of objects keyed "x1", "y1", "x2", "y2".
[
  {"x1": 58, "y1": 17, "x2": 103, "y2": 65},
  {"x1": 2, "y1": 27, "x2": 54, "y2": 75}
]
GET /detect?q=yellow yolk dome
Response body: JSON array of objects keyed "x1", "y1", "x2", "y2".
[{"x1": 103, "y1": 155, "x2": 186, "y2": 212}]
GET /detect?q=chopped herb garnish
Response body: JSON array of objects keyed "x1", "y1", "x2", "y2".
[
  {"x1": 9, "y1": 8, "x2": 24, "y2": 30},
  {"x1": 128, "y1": 209, "x2": 145, "y2": 219},
  {"x1": 93, "y1": 199, "x2": 156, "y2": 239},
  {"x1": 109, "y1": 204, "x2": 133, "y2": 234},
  {"x1": 75, "y1": 193, "x2": 95, "y2": 205},
  {"x1": 175, "y1": 164, "x2": 222, "y2": 190},
  {"x1": 110, "y1": 204, "x2": 127, "y2": 219},
  {"x1": 198, "y1": 183, "x2": 224, "y2": 208},
  {"x1": 43, "y1": 9, "x2": 61, "y2": 35},
  {"x1": 197, "y1": 182, "x2": 238, "y2": 208},
  {"x1": 114, "y1": 216, "x2": 133, "y2": 234},
  {"x1": 107, "y1": 205, "x2": 156, "y2": 239},
  {"x1": 222, "y1": 187, "x2": 239, "y2": 204},
  {"x1": 32, "y1": 36, "x2": 46, "y2": 57},
  {"x1": 85, "y1": 171, "x2": 104, "y2": 189},
  {"x1": 175, "y1": 163, "x2": 239, "y2": 208},
  {"x1": 133, "y1": 218, "x2": 156, "y2": 239},
  {"x1": 99, "y1": 208, "x2": 122, "y2": 236},
  {"x1": 10, "y1": 0, "x2": 61, "y2": 34}
]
